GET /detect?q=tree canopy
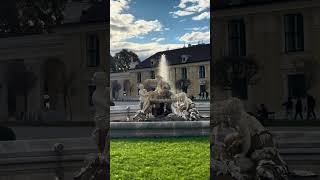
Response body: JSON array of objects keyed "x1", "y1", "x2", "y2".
[
  {"x1": 111, "y1": 49, "x2": 140, "y2": 73},
  {"x1": 0, "y1": 0, "x2": 67, "y2": 37}
]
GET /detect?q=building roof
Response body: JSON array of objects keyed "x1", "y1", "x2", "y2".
[
  {"x1": 214, "y1": 0, "x2": 301, "y2": 10},
  {"x1": 80, "y1": 1, "x2": 107, "y2": 24},
  {"x1": 135, "y1": 44, "x2": 210, "y2": 69}
]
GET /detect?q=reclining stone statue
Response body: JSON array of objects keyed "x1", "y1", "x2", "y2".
[{"x1": 212, "y1": 97, "x2": 289, "y2": 180}]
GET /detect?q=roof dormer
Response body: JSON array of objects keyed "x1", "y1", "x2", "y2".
[
  {"x1": 150, "y1": 58, "x2": 157, "y2": 67},
  {"x1": 181, "y1": 55, "x2": 191, "y2": 63}
]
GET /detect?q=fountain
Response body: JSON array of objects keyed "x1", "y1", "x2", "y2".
[{"x1": 132, "y1": 54, "x2": 201, "y2": 121}]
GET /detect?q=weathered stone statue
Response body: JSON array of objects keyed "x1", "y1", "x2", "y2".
[
  {"x1": 211, "y1": 97, "x2": 289, "y2": 180},
  {"x1": 74, "y1": 72, "x2": 109, "y2": 180},
  {"x1": 170, "y1": 92, "x2": 200, "y2": 121},
  {"x1": 133, "y1": 74, "x2": 201, "y2": 121},
  {"x1": 138, "y1": 83, "x2": 147, "y2": 110}
]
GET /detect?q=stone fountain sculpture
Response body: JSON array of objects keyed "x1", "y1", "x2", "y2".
[
  {"x1": 211, "y1": 97, "x2": 289, "y2": 180},
  {"x1": 133, "y1": 73, "x2": 201, "y2": 122},
  {"x1": 74, "y1": 72, "x2": 109, "y2": 180}
]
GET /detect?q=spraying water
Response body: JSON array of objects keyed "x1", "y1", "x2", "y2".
[
  {"x1": 158, "y1": 54, "x2": 169, "y2": 82},
  {"x1": 158, "y1": 54, "x2": 175, "y2": 92}
]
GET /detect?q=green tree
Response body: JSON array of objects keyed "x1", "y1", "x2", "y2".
[
  {"x1": 112, "y1": 49, "x2": 140, "y2": 72},
  {"x1": 110, "y1": 54, "x2": 117, "y2": 73},
  {"x1": 0, "y1": 0, "x2": 67, "y2": 37}
]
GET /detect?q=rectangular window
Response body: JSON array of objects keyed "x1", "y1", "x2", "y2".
[
  {"x1": 232, "y1": 77, "x2": 248, "y2": 99},
  {"x1": 150, "y1": 71, "x2": 155, "y2": 79},
  {"x1": 284, "y1": 14, "x2": 304, "y2": 52},
  {"x1": 288, "y1": 74, "x2": 306, "y2": 98},
  {"x1": 137, "y1": 72, "x2": 142, "y2": 83},
  {"x1": 228, "y1": 19, "x2": 246, "y2": 56},
  {"x1": 199, "y1": 65, "x2": 205, "y2": 78},
  {"x1": 86, "y1": 34, "x2": 100, "y2": 67},
  {"x1": 88, "y1": 85, "x2": 96, "y2": 106},
  {"x1": 200, "y1": 84, "x2": 206, "y2": 93},
  {"x1": 181, "y1": 67, "x2": 187, "y2": 79}
]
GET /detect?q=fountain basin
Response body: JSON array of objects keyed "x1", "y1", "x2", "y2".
[{"x1": 110, "y1": 121, "x2": 210, "y2": 138}]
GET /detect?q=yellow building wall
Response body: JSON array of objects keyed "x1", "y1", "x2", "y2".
[
  {"x1": 62, "y1": 29, "x2": 108, "y2": 121},
  {"x1": 129, "y1": 62, "x2": 210, "y2": 99},
  {"x1": 213, "y1": 2, "x2": 320, "y2": 115}
]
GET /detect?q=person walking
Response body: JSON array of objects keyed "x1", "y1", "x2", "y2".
[
  {"x1": 205, "y1": 91, "x2": 209, "y2": 100},
  {"x1": 295, "y1": 98, "x2": 304, "y2": 120},
  {"x1": 282, "y1": 97, "x2": 293, "y2": 120},
  {"x1": 307, "y1": 94, "x2": 317, "y2": 120}
]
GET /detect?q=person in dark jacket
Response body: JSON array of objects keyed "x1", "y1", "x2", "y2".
[
  {"x1": 307, "y1": 94, "x2": 316, "y2": 120},
  {"x1": 295, "y1": 98, "x2": 304, "y2": 120}
]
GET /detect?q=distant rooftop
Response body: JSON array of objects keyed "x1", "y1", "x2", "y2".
[
  {"x1": 59, "y1": 0, "x2": 107, "y2": 26},
  {"x1": 213, "y1": 0, "x2": 301, "y2": 10},
  {"x1": 135, "y1": 44, "x2": 210, "y2": 69}
]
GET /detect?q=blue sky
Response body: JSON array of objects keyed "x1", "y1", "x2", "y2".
[{"x1": 110, "y1": 0, "x2": 210, "y2": 60}]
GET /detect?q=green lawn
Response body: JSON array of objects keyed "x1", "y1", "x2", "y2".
[{"x1": 110, "y1": 137, "x2": 209, "y2": 180}]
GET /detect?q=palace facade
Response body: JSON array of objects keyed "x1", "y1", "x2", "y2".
[
  {"x1": 0, "y1": 0, "x2": 108, "y2": 122},
  {"x1": 213, "y1": 0, "x2": 320, "y2": 117},
  {"x1": 110, "y1": 44, "x2": 210, "y2": 100}
]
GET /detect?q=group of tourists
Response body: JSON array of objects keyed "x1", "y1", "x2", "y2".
[
  {"x1": 255, "y1": 94, "x2": 317, "y2": 124},
  {"x1": 282, "y1": 94, "x2": 317, "y2": 120},
  {"x1": 198, "y1": 91, "x2": 209, "y2": 100}
]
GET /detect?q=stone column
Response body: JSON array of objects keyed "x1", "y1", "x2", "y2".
[{"x1": 24, "y1": 59, "x2": 43, "y2": 121}]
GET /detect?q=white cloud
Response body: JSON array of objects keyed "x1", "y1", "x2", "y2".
[
  {"x1": 170, "y1": 10, "x2": 195, "y2": 18},
  {"x1": 178, "y1": 31, "x2": 210, "y2": 43},
  {"x1": 110, "y1": 0, "x2": 177, "y2": 60},
  {"x1": 151, "y1": 37, "x2": 165, "y2": 42},
  {"x1": 110, "y1": 0, "x2": 130, "y2": 15},
  {"x1": 184, "y1": 26, "x2": 208, "y2": 31},
  {"x1": 170, "y1": 0, "x2": 210, "y2": 19},
  {"x1": 110, "y1": 0, "x2": 164, "y2": 43},
  {"x1": 192, "y1": 11, "x2": 210, "y2": 20},
  {"x1": 110, "y1": 41, "x2": 184, "y2": 60}
]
